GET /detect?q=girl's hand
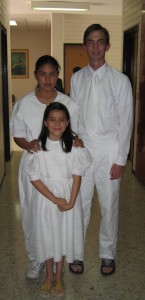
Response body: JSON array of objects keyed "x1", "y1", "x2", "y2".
[
  {"x1": 54, "y1": 198, "x2": 68, "y2": 207},
  {"x1": 58, "y1": 202, "x2": 74, "y2": 212},
  {"x1": 28, "y1": 139, "x2": 41, "y2": 153}
]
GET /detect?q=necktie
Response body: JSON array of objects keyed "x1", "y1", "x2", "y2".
[{"x1": 86, "y1": 72, "x2": 98, "y2": 136}]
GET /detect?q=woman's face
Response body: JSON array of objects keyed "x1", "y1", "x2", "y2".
[{"x1": 35, "y1": 63, "x2": 58, "y2": 92}]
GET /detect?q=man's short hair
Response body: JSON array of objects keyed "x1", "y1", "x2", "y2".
[{"x1": 83, "y1": 24, "x2": 110, "y2": 45}]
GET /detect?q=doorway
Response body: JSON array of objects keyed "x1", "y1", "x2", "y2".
[
  {"x1": 123, "y1": 26, "x2": 138, "y2": 166},
  {"x1": 135, "y1": 15, "x2": 145, "y2": 185},
  {"x1": 1, "y1": 25, "x2": 10, "y2": 162},
  {"x1": 64, "y1": 44, "x2": 88, "y2": 95}
]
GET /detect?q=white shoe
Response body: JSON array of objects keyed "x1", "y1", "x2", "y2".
[{"x1": 27, "y1": 260, "x2": 44, "y2": 279}]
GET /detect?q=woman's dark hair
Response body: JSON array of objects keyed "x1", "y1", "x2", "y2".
[
  {"x1": 83, "y1": 24, "x2": 110, "y2": 45},
  {"x1": 38, "y1": 102, "x2": 74, "y2": 153},
  {"x1": 34, "y1": 55, "x2": 61, "y2": 74}
]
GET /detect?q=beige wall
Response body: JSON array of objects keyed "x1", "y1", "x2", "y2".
[
  {"x1": 122, "y1": 0, "x2": 143, "y2": 170},
  {"x1": 51, "y1": 14, "x2": 64, "y2": 79},
  {"x1": 0, "y1": 0, "x2": 11, "y2": 185},
  {"x1": 11, "y1": 29, "x2": 51, "y2": 101}
]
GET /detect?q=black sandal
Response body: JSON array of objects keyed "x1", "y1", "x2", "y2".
[
  {"x1": 69, "y1": 260, "x2": 84, "y2": 274},
  {"x1": 101, "y1": 259, "x2": 115, "y2": 276}
]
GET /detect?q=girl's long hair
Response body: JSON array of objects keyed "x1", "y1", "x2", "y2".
[{"x1": 38, "y1": 102, "x2": 74, "y2": 153}]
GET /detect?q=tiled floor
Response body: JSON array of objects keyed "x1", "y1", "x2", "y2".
[{"x1": 0, "y1": 152, "x2": 145, "y2": 300}]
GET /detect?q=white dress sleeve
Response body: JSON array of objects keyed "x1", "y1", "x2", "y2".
[
  {"x1": 72, "y1": 147, "x2": 92, "y2": 176},
  {"x1": 23, "y1": 152, "x2": 41, "y2": 181},
  {"x1": 10, "y1": 99, "x2": 27, "y2": 138}
]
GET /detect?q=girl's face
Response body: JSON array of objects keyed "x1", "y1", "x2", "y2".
[
  {"x1": 35, "y1": 63, "x2": 58, "y2": 92},
  {"x1": 44, "y1": 109, "x2": 69, "y2": 141}
]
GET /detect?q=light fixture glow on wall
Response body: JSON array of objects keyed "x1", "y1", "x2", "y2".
[
  {"x1": 31, "y1": 1, "x2": 90, "y2": 11},
  {"x1": 10, "y1": 20, "x2": 17, "y2": 26}
]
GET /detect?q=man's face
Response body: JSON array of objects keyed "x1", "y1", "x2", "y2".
[{"x1": 84, "y1": 30, "x2": 110, "y2": 65}]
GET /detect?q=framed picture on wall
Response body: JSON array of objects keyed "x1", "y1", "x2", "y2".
[{"x1": 11, "y1": 49, "x2": 29, "y2": 78}]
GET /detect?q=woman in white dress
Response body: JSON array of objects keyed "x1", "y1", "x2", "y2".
[
  {"x1": 10, "y1": 55, "x2": 81, "y2": 279},
  {"x1": 23, "y1": 102, "x2": 91, "y2": 297}
]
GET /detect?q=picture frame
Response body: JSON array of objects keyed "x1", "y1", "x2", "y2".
[{"x1": 11, "y1": 49, "x2": 29, "y2": 78}]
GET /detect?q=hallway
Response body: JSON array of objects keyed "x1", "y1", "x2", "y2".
[{"x1": 0, "y1": 152, "x2": 145, "y2": 300}]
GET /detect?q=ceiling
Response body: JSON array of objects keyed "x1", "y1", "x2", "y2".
[{"x1": 10, "y1": 0, "x2": 122, "y2": 31}]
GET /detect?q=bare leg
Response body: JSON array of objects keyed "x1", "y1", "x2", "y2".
[
  {"x1": 40, "y1": 258, "x2": 54, "y2": 297},
  {"x1": 45, "y1": 258, "x2": 54, "y2": 283},
  {"x1": 55, "y1": 257, "x2": 64, "y2": 281},
  {"x1": 54, "y1": 257, "x2": 64, "y2": 297}
]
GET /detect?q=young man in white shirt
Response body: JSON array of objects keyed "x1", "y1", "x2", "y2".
[{"x1": 70, "y1": 24, "x2": 133, "y2": 276}]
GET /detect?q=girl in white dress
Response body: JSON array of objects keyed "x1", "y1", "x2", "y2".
[{"x1": 23, "y1": 102, "x2": 91, "y2": 297}]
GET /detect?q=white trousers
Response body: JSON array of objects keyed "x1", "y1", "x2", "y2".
[
  {"x1": 18, "y1": 152, "x2": 36, "y2": 261},
  {"x1": 81, "y1": 138, "x2": 121, "y2": 259}
]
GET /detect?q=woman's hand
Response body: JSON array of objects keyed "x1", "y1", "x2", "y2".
[
  {"x1": 28, "y1": 139, "x2": 41, "y2": 153},
  {"x1": 14, "y1": 137, "x2": 41, "y2": 152},
  {"x1": 73, "y1": 136, "x2": 84, "y2": 148}
]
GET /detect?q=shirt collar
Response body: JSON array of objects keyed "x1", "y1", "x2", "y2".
[{"x1": 87, "y1": 62, "x2": 108, "y2": 80}]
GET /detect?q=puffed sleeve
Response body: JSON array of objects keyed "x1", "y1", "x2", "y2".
[
  {"x1": 72, "y1": 147, "x2": 92, "y2": 176},
  {"x1": 23, "y1": 152, "x2": 41, "y2": 181}
]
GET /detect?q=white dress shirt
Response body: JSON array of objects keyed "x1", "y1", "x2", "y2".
[{"x1": 70, "y1": 63, "x2": 133, "y2": 166}]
